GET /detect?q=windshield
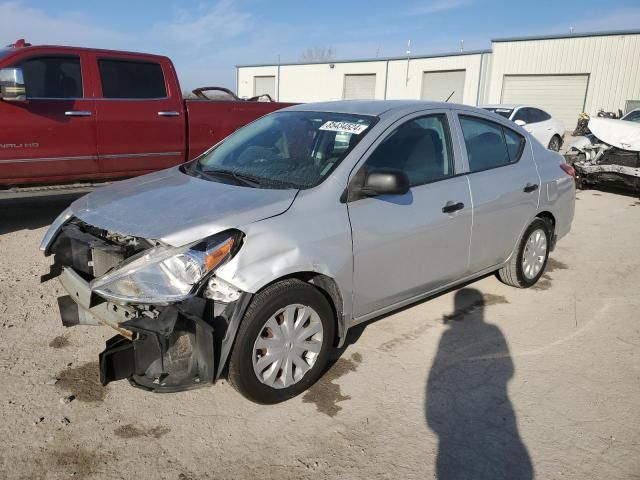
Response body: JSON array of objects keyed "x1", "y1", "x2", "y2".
[
  {"x1": 483, "y1": 107, "x2": 514, "y2": 119},
  {"x1": 622, "y1": 110, "x2": 640, "y2": 123},
  {"x1": 190, "y1": 111, "x2": 376, "y2": 189}
]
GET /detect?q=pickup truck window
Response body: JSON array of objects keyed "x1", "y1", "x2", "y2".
[
  {"x1": 191, "y1": 111, "x2": 376, "y2": 189},
  {"x1": 98, "y1": 59, "x2": 167, "y2": 99},
  {"x1": 18, "y1": 56, "x2": 83, "y2": 99}
]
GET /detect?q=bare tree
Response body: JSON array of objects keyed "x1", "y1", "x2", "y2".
[{"x1": 300, "y1": 47, "x2": 336, "y2": 62}]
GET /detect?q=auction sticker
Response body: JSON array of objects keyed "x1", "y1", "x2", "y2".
[{"x1": 319, "y1": 121, "x2": 369, "y2": 134}]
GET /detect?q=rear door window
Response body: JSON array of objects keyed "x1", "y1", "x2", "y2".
[
  {"x1": 18, "y1": 56, "x2": 82, "y2": 98},
  {"x1": 533, "y1": 108, "x2": 551, "y2": 122},
  {"x1": 98, "y1": 59, "x2": 166, "y2": 99},
  {"x1": 459, "y1": 115, "x2": 525, "y2": 172}
]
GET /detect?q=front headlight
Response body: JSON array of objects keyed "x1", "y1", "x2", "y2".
[{"x1": 91, "y1": 231, "x2": 240, "y2": 304}]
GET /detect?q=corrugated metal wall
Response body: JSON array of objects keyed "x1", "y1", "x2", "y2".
[
  {"x1": 487, "y1": 34, "x2": 640, "y2": 116},
  {"x1": 237, "y1": 32, "x2": 640, "y2": 118},
  {"x1": 386, "y1": 54, "x2": 483, "y2": 104},
  {"x1": 237, "y1": 54, "x2": 485, "y2": 104}
]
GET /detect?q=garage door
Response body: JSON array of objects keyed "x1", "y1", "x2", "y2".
[
  {"x1": 254, "y1": 76, "x2": 276, "y2": 98},
  {"x1": 343, "y1": 74, "x2": 376, "y2": 99},
  {"x1": 421, "y1": 70, "x2": 466, "y2": 104},
  {"x1": 501, "y1": 74, "x2": 589, "y2": 127}
]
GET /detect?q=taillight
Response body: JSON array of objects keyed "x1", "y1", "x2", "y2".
[{"x1": 560, "y1": 163, "x2": 576, "y2": 179}]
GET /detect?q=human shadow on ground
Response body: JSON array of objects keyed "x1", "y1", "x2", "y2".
[{"x1": 426, "y1": 288, "x2": 533, "y2": 480}]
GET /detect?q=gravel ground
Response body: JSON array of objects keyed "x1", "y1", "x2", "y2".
[{"x1": 0, "y1": 189, "x2": 639, "y2": 479}]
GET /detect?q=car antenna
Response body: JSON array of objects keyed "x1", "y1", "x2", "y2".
[{"x1": 445, "y1": 91, "x2": 455, "y2": 102}]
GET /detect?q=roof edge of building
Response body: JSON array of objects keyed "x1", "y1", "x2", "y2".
[
  {"x1": 492, "y1": 28, "x2": 640, "y2": 43},
  {"x1": 235, "y1": 49, "x2": 491, "y2": 69}
]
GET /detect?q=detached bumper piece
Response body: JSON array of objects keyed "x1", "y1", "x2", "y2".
[{"x1": 99, "y1": 298, "x2": 216, "y2": 393}]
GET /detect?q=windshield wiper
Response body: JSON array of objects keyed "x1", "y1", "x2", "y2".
[{"x1": 199, "y1": 168, "x2": 264, "y2": 187}]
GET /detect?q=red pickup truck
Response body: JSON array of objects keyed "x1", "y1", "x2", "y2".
[{"x1": 0, "y1": 40, "x2": 289, "y2": 188}]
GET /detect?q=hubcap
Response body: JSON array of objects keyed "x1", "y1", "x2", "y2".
[
  {"x1": 252, "y1": 304, "x2": 323, "y2": 389},
  {"x1": 522, "y1": 228, "x2": 548, "y2": 280}
]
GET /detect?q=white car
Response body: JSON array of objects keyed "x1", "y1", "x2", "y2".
[{"x1": 482, "y1": 105, "x2": 565, "y2": 151}]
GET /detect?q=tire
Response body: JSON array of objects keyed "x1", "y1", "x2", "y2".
[
  {"x1": 548, "y1": 135, "x2": 562, "y2": 152},
  {"x1": 497, "y1": 218, "x2": 551, "y2": 288},
  {"x1": 228, "y1": 279, "x2": 335, "y2": 404}
]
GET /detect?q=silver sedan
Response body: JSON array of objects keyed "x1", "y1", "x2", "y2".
[{"x1": 41, "y1": 100, "x2": 576, "y2": 403}]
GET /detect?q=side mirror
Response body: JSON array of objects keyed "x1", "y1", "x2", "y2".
[
  {"x1": 360, "y1": 168, "x2": 410, "y2": 197},
  {"x1": 514, "y1": 119, "x2": 526, "y2": 127},
  {"x1": 0, "y1": 68, "x2": 26, "y2": 101}
]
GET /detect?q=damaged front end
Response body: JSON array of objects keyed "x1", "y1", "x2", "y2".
[
  {"x1": 565, "y1": 117, "x2": 640, "y2": 193},
  {"x1": 42, "y1": 218, "x2": 251, "y2": 392}
]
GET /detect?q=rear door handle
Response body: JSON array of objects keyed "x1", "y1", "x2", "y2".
[
  {"x1": 523, "y1": 183, "x2": 539, "y2": 193},
  {"x1": 158, "y1": 111, "x2": 180, "y2": 117},
  {"x1": 442, "y1": 201, "x2": 465, "y2": 214},
  {"x1": 64, "y1": 111, "x2": 92, "y2": 117}
]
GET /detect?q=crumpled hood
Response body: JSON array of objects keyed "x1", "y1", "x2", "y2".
[
  {"x1": 69, "y1": 167, "x2": 298, "y2": 246},
  {"x1": 588, "y1": 117, "x2": 640, "y2": 152}
]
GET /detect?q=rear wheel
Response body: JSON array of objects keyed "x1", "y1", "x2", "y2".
[
  {"x1": 548, "y1": 135, "x2": 562, "y2": 151},
  {"x1": 228, "y1": 279, "x2": 335, "y2": 404},
  {"x1": 497, "y1": 218, "x2": 551, "y2": 288}
]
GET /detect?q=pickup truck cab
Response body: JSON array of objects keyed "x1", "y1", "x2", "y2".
[{"x1": 0, "y1": 39, "x2": 289, "y2": 188}]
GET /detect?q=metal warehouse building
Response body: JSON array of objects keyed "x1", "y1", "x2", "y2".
[{"x1": 236, "y1": 29, "x2": 640, "y2": 128}]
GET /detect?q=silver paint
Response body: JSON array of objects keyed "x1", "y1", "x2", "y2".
[{"x1": 42, "y1": 100, "x2": 575, "y2": 343}]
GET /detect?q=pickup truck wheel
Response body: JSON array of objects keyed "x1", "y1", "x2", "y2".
[
  {"x1": 497, "y1": 218, "x2": 551, "y2": 288},
  {"x1": 548, "y1": 135, "x2": 562, "y2": 151},
  {"x1": 228, "y1": 279, "x2": 335, "y2": 404}
]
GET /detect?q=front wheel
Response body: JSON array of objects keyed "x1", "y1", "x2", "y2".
[
  {"x1": 497, "y1": 218, "x2": 551, "y2": 288},
  {"x1": 228, "y1": 279, "x2": 335, "y2": 404}
]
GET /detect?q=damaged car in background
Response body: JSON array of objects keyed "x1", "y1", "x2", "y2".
[
  {"x1": 565, "y1": 116, "x2": 640, "y2": 193},
  {"x1": 41, "y1": 100, "x2": 575, "y2": 404}
]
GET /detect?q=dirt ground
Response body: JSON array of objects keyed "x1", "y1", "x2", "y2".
[{"x1": 0, "y1": 188, "x2": 639, "y2": 479}]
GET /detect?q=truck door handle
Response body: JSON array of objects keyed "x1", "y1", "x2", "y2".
[
  {"x1": 64, "y1": 111, "x2": 92, "y2": 117},
  {"x1": 158, "y1": 111, "x2": 180, "y2": 117},
  {"x1": 442, "y1": 201, "x2": 465, "y2": 214},
  {"x1": 523, "y1": 183, "x2": 539, "y2": 193}
]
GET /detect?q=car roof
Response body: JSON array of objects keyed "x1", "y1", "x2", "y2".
[
  {"x1": 284, "y1": 100, "x2": 488, "y2": 117},
  {"x1": 2, "y1": 44, "x2": 170, "y2": 62},
  {"x1": 481, "y1": 104, "x2": 522, "y2": 110}
]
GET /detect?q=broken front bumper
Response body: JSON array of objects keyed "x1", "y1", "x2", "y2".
[
  {"x1": 574, "y1": 163, "x2": 640, "y2": 191},
  {"x1": 55, "y1": 266, "x2": 251, "y2": 393}
]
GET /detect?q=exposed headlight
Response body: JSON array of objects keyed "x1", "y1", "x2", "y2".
[{"x1": 91, "y1": 231, "x2": 240, "y2": 304}]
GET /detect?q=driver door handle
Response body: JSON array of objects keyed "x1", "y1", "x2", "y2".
[
  {"x1": 158, "y1": 111, "x2": 180, "y2": 117},
  {"x1": 64, "y1": 111, "x2": 92, "y2": 117},
  {"x1": 442, "y1": 201, "x2": 465, "y2": 214},
  {"x1": 523, "y1": 183, "x2": 539, "y2": 193}
]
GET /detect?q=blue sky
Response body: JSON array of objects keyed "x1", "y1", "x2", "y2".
[{"x1": 2, "y1": 0, "x2": 639, "y2": 91}]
